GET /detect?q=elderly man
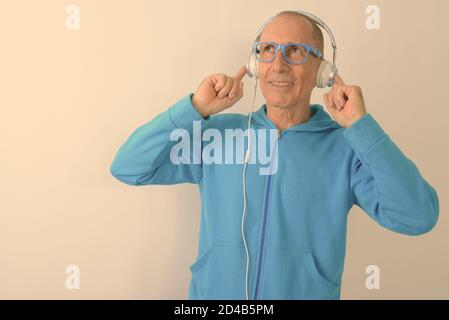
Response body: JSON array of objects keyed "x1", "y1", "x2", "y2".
[{"x1": 110, "y1": 11, "x2": 439, "y2": 300}]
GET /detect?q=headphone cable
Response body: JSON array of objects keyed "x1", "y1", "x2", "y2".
[{"x1": 241, "y1": 78, "x2": 258, "y2": 301}]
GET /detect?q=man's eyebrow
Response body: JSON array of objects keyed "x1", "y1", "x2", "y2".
[
  {"x1": 261, "y1": 40, "x2": 304, "y2": 44},
  {"x1": 262, "y1": 41, "x2": 306, "y2": 45}
]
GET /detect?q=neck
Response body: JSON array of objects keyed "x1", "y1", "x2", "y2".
[{"x1": 266, "y1": 100, "x2": 313, "y2": 133}]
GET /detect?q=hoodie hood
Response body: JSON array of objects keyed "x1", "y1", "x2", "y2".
[{"x1": 251, "y1": 103, "x2": 342, "y2": 132}]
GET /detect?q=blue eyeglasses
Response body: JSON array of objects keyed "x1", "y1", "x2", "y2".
[{"x1": 254, "y1": 41, "x2": 322, "y2": 65}]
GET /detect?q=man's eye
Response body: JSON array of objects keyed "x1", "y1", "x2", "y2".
[
  {"x1": 291, "y1": 46, "x2": 303, "y2": 53},
  {"x1": 288, "y1": 45, "x2": 306, "y2": 56}
]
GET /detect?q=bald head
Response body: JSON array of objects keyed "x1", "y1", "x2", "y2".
[{"x1": 256, "y1": 11, "x2": 324, "y2": 56}]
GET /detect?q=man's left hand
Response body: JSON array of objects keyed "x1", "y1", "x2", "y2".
[{"x1": 323, "y1": 74, "x2": 368, "y2": 128}]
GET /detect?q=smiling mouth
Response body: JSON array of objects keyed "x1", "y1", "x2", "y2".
[{"x1": 269, "y1": 81, "x2": 294, "y2": 87}]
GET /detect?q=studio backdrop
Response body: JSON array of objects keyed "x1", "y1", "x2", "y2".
[{"x1": 0, "y1": 0, "x2": 447, "y2": 299}]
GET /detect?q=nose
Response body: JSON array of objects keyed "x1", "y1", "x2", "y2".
[{"x1": 271, "y1": 47, "x2": 289, "y2": 71}]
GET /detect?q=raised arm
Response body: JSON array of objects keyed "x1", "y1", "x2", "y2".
[
  {"x1": 344, "y1": 114, "x2": 439, "y2": 235},
  {"x1": 110, "y1": 65, "x2": 246, "y2": 186},
  {"x1": 110, "y1": 94, "x2": 208, "y2": 186}
]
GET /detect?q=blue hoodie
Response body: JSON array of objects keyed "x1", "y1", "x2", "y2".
[{"x1": 110, "y1": 93, "x2": 439, "y2": 300}]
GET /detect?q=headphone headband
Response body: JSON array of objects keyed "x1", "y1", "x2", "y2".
[{"x1": 252, "y1": 10, "x2": 337, "y2": 66}]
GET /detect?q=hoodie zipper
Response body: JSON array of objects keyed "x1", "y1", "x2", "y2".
[{"x1": 253, "y1": 129, "x2": 283, "y2": 300}]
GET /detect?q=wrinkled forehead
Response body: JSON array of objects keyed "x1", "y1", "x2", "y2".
[{"x1": 259, "y1": 15, "x2": 315, "y2": 44}]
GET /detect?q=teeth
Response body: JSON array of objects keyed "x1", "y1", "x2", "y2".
[{"x1": 270, "y1": 81, "x2": 292, "y2": 86}]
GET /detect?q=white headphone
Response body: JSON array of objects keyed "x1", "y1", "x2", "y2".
[
  {"x1": 241, "y1": 10, "x2": 339, "y2": 301},
  {"x1": 245, "y1": 10, "x2": 338, "y2": 88}
]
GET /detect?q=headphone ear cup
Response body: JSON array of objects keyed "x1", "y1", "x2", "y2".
[
  {"x1": 246, "y1": 53, "x2": 259, "y2": 79},
  {"x1": 316, "y1": 60, "x2": 337, "y2": 88}
]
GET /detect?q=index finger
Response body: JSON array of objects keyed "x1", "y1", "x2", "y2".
[
  {"x1": 233, "y1": 65, "x2": 247, "y2": 82},
  {"x1": 333, "y1": 73, "x2": 345, "y2": 86}
]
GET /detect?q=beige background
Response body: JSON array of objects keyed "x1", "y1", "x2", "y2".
[{"x1": 0, "y1": 0, "x2": 448, "y2": 299}]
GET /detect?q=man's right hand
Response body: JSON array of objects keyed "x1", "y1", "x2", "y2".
[{"x1": 192, "y1": 65, "x2": 247, "y2": 118}]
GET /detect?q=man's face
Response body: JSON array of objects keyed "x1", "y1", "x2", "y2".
[{"x1": 258, "y1": 15, "x2": 322, "y2": 109}]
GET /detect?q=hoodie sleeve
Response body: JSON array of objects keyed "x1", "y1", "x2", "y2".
[
  {"x1": 343, "y1": 114, "x2": 439, "y2": 235},
  {"x1": 110, "y1": 93, "x2": 209, "y2": 186}
]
